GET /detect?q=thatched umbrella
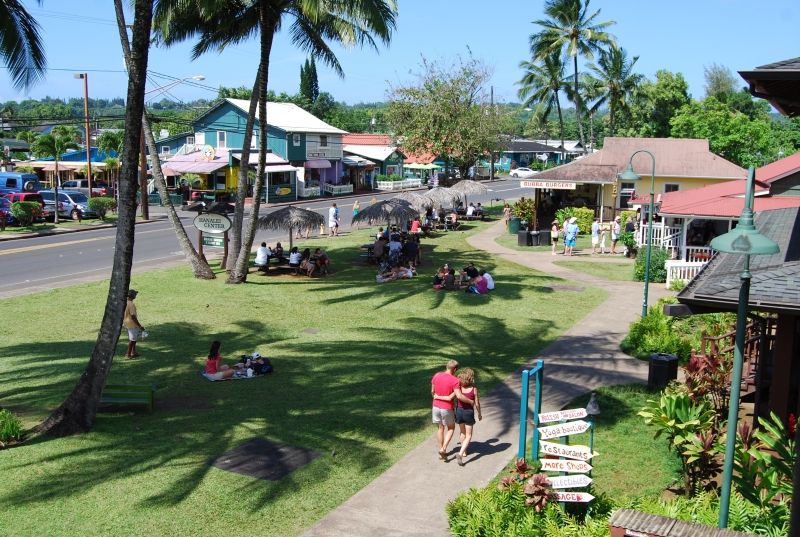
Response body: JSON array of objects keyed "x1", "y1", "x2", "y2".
[
  {"x1": 257, "y1": 205, "x2": 324, "y2": 249},
  {"x1": 451, "y1": 180, "x2": 489, "y2": 206},
  {"x1": 424, "y1": 187, "x2": 461, "y2": 209},
  {"x1": 393, "y1": 191, "x2": 434, "y2": 212},
  {"x1": 352, "y1": 198, "x2": 420, "y2": 229}
]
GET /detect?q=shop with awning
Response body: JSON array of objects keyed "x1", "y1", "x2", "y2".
[
  {"x1": 342, "y1": 154, "x2": 375, "y2": 190},
  {"x1": 165, "y1": 149, "x2": 234, "y2": 202}
]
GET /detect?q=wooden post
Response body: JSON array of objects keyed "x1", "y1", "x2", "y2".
[
  {"x1": 198, "y1": 229, "x2": 204, "y2": 259},
  {"x1": 221, "y1": 229, "x2": 228, "y2": 270}
]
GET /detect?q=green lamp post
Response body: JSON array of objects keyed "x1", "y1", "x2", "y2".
[
  {"x1": 618, "y1": 150, "x2": 656, "y2": 318},
  {"x1": 711, "y1": 166, "x2": 780, "y2": 529}
]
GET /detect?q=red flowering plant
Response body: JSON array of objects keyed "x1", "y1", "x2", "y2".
[{"x1": 523, "y1": 473, "x2": 558, "y2": 512}]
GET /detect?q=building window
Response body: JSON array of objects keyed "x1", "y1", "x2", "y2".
[
  {"x1": 161, "y1": 146, "x2": 170, "y2": 155},
  {"x1": 195, "y1": 132, "x2": 205, "y2": 145},
  {"x1": 251, "y1": 133, "x2": 257, "y2": 148},
  {"x1": 664, "y1": 183, "x2": 680, "y2": 193},
  {"x1": 319, "y1": 135, "x2": 328, "y2": 147},
  {"x1": 216, "y1": 173, "x2": 226, "y2": 190},
  {"x1": 217, "y1": 131, "x2": 227, "y2": 149},
  {"x1": 293, "y1": 134, "x2": 301, "y2": 146},
  {"x1": 619, "y1": 182, "x2": 636, "y2": 209},
  {"x1": 186, "y1": 136, "x2": 195, "y2": 146}
]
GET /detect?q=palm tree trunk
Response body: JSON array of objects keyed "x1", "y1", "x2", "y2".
[
  {"x1": 226, "y1": 65, "x2": 262, "y2": 270},
  {"x1": 229, "y1": 6, "x2": 274, "y2": 283},
  {"x1": 589, "y1": 110, "x2": 594, "y2": 149},
  {"x1": 53, "y1": 161, "x2": 60, "y2": 224},
  {"x1": 573, "y1": 55, "x2": 587, "y2": 153},
  {"x1": 556, "y1": 96, "x2": 565, "y2": 164},
  {"x1": 35, "y1": 0, "x2": 152, "y2": 437},
  {"x1": 609, "y1": 103, "x2": 615, "y2": 137}
]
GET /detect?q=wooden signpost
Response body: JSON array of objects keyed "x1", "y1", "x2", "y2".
[
  {"x1": 540, "y1": 459, "x2": 593, "y2": 474},
  {"x1": 538, "y1": 408, "x2": 588, "y2": 424},
  {"x1": 553, "y1": 492, "x2": 595, "y2": 503},
  {"x1": 547, "y1": 475, "x2": 593, "y2": 489},
  {"x1": 537, "y1": 419, "x2": 591, "y2": 440},
  {"x1": 539, "y1": 440, "x2": 594, "y2": 461}
]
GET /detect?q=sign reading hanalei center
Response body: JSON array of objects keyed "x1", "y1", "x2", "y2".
[
  {"x1": 539, "y1": 440, "x2": 594, "y2": 461},
  {"x1": 193, "y1": 213, "x2": 232, "y2": 234},
  {"x1": 540, "y1": 459, "x2": 593, "y2": 474},
  {"x1": 537, "y1": 420, "x2": 591, "y2": 440},
  {"x1": 520, "y1": 181, "x2": 576, "y2": 189},
  {"x1": 538, "y1": 408, "x2": 588, "y2": 424}
]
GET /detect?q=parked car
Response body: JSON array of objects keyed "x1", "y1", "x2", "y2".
[
  {"x1": 61, "y1": 179, "x2": 109, "y2": 198},
  {"x1": 39, "y1": 190, "x2": 97, "y2": 220},
  {"x1": 0, "y1": 172, "x2": 40, "y2": 193},
  {"x1": 3, "y1": 192, "x2": 51, "y2": 220},
  {"x1": 510, "y1": 167, "x2": 537, "y2": 179},
  {"x1": 0, "y1": 197, "x2": 13, "y2": 225}
]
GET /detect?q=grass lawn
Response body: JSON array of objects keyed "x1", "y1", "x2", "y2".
[
  {"x1": 553, "y1": 260, "x2": 635, "y2": 281},
  {"x1": 0, "y1": 217, "x2": 608, "y2": 537},
  {"x1": 0, "y1": 214, "x2": 119, "y2": 235},
  {"x1": 495, "y1": 233, "x2": 596, "y2": 253}
]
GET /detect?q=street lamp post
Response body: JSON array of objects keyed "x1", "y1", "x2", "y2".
[
  {"x1": 74, "y1": 73, "x2": 92, "y2": 198},
  {"x1": 141, "y1": 76, "x2": 205, "y2": 219},
  {"x1": 711, "y1": 166, "x2": 780, "y2": 529},
  {"x1": 618, "y1": 150, "x2": 656, "y2": 318}
]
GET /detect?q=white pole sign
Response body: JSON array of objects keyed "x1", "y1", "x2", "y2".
[
  {"x1": 554, "y1": 492, "x2": 595, "y2": 503},
  {"x1": 539, "y1": 441, "x2": 594, "y2": 461},
  {"x1": 537, "y1": 420, "x2": 591, "y2": 440},
  {"x1": 547, "y1": 475, "x2": 593, "y2": 489},
  {"x1": 539, "y1": 408, "x2": 588, "y2": 424},
  {"x1": 540, "y1": 459, "x2": 593, "y2": 474}
]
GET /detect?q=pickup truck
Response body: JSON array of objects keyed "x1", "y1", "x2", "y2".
[{"x1": 60, "y1": 179, "x2": 111, "y2": 198}]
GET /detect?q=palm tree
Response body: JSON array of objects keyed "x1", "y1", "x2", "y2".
[
  {"x1": 16, "y1": 130, "x2": 39, "y2": 144},
  {"x1": 517, "y1": 53, "x2": 568, "y2": 162},
  {"x1": 30, "y1": 133, "x2": 79, "y2": 224},
  {"x1": 35, "y1": 0, "x2": 153, "y2": 437},
  {"x1": 530, "y1": 0, "x2": 615, "y2": 153},
  {"x1": 586, "y1": 47, "x2": 643, "y2": 137},
  {"x1": 97, "y1": 130, "x2": 124, "y2": 204},
  {"x1": 153, "y1": 0, "x2": 398, "y2": 283},
  {"x1": 0, "y1": 0, "x2": 46, "y2": 91}
]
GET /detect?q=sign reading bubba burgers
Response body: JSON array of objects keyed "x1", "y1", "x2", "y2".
[{"x1": 520, "y1": 181, "x2": 576, "y2": 189}]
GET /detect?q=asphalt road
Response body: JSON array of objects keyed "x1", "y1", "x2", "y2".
[{"x1": 0, "y1": 178, "x2": 531, "y2": 299}]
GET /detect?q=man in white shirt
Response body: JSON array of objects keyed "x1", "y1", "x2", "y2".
[
  {"x1": 591, "y1": 218, "x2": 601, "y2": 254},
  {"x1": 479, "y1": 270, "x2": 494, "y2": 290},
  {"x1": 388, "y1": 237, "x2": 402, "y2": 255},
  {"x1": 255, "y1": 242, "x2": 271, "y2": 267},
  {"x1": 328, "y1": 203, "x2": 339, "y2": 236}
]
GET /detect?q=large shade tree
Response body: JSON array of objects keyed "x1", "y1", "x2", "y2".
[
  {"x1": 517, "y1": 53, "x2": 568, "y2": 162},
  {"x1": 0, "y1": 0, "x2": 46, "y2": 91},
  {"x1": 529, "y1": 0, "x2": 615, "y2": 153},
  {"x1": 585, "y1": 47, "x2": 642, "y2": 137},
  {"x1": 387, "y1": 54, "x2": 513, "y2": 180},
  {"x1": 35, "y1": 0, "x2": 153, "y2": 436},
  {"x1": 153, "y1": 0, "x2": 398, "y2": 284}
]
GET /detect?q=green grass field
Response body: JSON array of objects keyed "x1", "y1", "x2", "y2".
[
  {"x1": 0, "y1": 217, "x2": 608, "y2": 537},
  {"x1": 553, "y1": 260, "x2": 636, "y2": 281},
  {"x1": 494, "y1": 233, "x2": 596, "y2": 253}
]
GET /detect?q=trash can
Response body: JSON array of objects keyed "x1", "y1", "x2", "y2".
[
  {"x1": 518, "y1": 230, "x2": 532, "y2": 246},
  {"x1": 539, "y1": 229, "x2": 552, "y2": 246},
  {"x1": 509, "y1": 216, "x2": 521, "y2": 234},
  {"x1": 648, "y1": 353, "x2": 679, "y2": 387},
  {"x1": 530, "y1": 231, "x2": 540, "y2": 246}
]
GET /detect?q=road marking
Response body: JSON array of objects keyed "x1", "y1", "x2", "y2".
[{"x1": 0, "y1": 227, "x2": 170, "y2": 256}]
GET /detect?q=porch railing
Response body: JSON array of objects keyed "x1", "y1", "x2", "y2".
[
  {"x1": 375, "y1": 178, "x2": 422, "y2": 191},
  {"x1": 665, "y1": 260, "x2": 705, "y2": 287},
  {"x1": 685, "y1": 245, "x2": 715, "y2": 262}
]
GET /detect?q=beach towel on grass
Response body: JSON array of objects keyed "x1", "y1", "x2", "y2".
[{"x1": 200, "y1": 371, "x2": 263, "y2": 382}]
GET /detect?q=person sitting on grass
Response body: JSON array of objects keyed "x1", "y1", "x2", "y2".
[
  {"x1": 299, "y1": 248, "x2": 312, "y2": 276},
  {"x1": 465, "y1": 272, "x2": 489, "y2": 294},
  {"x1": 444, "y1": 267, "x2": 459, "y2": 290},
  {"x1": 373, "y1": 236, "x2": 387, "y2": 263},
  {"x1": 205, "y1": 340, "x2": 236, "y2": 380},
  {"x1": 314, "y1": 248, "x2": 330, "y2": 275},
  {"x1": 433, "y1": 266, "x2": 446, "y2": 289},
  {"x1": 459, "y1": 262, "x2": 479, "y2": 286},
  {"x1": 478, "y1": 269, "x2": 494, "y2": 290},
  {"x1": 288, "y1": 246, "x2": 302, "y2": 275},
  {"x1": 255, "y1": 242, "x2": 271, "y2": 268}
]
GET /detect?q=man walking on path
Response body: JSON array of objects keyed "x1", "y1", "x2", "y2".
[
  {"x1": 591, "y1": 218, "x2": 601, "y2": 254},
  {"x1": 328, "y1": 203, "x2": 340, "y2": 237},
  {"x1": 431, "y1": 360, "x2": 460, "y2": 461},
  {"x1": 123, "y1": 289, "x2": 145, "y2": 359}
]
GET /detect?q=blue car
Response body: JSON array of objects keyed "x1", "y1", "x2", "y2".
[{"x1": 0, "y1": 198, "x2": 14, "y2": 224}]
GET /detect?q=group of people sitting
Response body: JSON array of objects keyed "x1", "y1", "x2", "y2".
[
  {"x1": 433, "y1": 262, "x2": 494, "y2": 294},
  {"x1": 287, "y1": 246, "x2": 331, "y2": 277},
  {"x1": 205, "y1": 341, "x2": 272, "y2": 380},
  {"x1": 255, "y1": 242, "x2": 286, "y2": 268},
  {"x1": 373, "y1": 226, "x2": 422, "y2": 266},
  {"x1": 376, "y1": 261, "x2": 418, "y2": 283}
]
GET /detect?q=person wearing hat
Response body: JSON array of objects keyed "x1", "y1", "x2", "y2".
[
  {"x1": 611, "y1": 216, "x2": 622, "y2": 254},
  {"x1": 123, "y1": 289, "x2": 145, "y2": 359},
  {"x1": 551, "y1": 219, "x2": 560, "y2": 256},
  {"x1": 564, "y1": 217, "x2": 579, "y2": 256}
]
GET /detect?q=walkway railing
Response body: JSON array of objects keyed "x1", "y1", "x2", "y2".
[
  {"x1": 323, "y1": 183, "x2": 353, "y2": 196},
  {"x1": 375, "y1": 178, "x2": 422, "y2": 191},
  {"x1": 518, "y1": 359, "x2": 544, "y2": 460}
]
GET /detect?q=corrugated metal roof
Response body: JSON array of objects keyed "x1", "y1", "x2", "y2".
[
  {"x1": 609, "y1": 509, "x2": 759, "y2": 537},
  {"x1": 343, "y1": 145, "x2": 395, "y2": 162},
  {"x1": 226, "y1": 99, "x2": 347, "y2": 134},
  {"x1": 342, "y1": 134, "x2": 392, "y2": 146},
  {"x1": 756, "y1": 151, "x2": 800, "y2": 183}
]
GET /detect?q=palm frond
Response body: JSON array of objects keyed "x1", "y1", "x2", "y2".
[{"x1": 0, "y1": 0, "x2": 46, "y2": 91}]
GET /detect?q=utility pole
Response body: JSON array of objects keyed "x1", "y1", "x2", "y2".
[
  {"x1": 490, "y1": 86, "x2": 495, "y2": 182},
  {"x1": 75, "y1": 73, "x2": 92, "y2": 197}
]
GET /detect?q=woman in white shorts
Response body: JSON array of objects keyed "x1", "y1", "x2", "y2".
[{"x1": 205, "y1": 341, "x2": 236, "y2": 380}]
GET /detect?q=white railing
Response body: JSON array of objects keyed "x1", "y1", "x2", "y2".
[
  {"x1": 375, "y1": 178, "x2": 422, "y2": 190},
  {"x1": 665, "y1": 260, "x2": 706, "y2": 288},
  {"x1": 298, "y1": 186, "x2": 320, "y2": 198},
  {"x1": 636, "y1": 225, "x2": 682, "y2": 248},
  {"x1": 324, "y1": 183, "x2": 353, "y2": 195},
  {"x1": 685, "y1": 246, "x2": 715, "y2": 263}
]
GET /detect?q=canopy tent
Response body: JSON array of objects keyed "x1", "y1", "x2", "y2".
[
  {"x1": 257, "y1": 205, "x2": 324, "y2": 250},
  {"x1": 403, "y1": 163, "x2": 426, "y2": 170}
]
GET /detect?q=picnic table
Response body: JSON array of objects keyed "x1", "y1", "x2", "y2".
[{"x1": 361, "y1": 244, "x2": 375, "y2": 262}]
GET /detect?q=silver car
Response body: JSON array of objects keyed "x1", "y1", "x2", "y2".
[{"x1": 39, "y1": 190, "x2": 97, "y2": 220}]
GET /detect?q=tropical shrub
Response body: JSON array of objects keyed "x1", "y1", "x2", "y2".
[
  {"x1": 87, "y1": 197, "x2": 116, "y2": 220},
  {"x1": 619, "y1": 210, "x2": 636, "y2": 227},
  {"x1": 512, "y1": 198, "x2": 536, "y2": 226},
  {"x1": 9, "y1": 201, "x2": 40, "y2": 226},
  {"x1": 682, "y1": 351, "x2": 732, "y2": 419},
  {"x1": 619, "y1": 231, "x2": 637, "y2": 256},
  {"x1": 621, "y1": 298, "x2": 693, "y2": 361},
  {"x1": 668, "y1": 278, "x2": 688, "y2": 291},
  {"x1": 389, "y1": 174, "x2": 403, "y2": 181},
  {"x1": 573, "y1": 207, "x2": 594, "y2": 234},
  {"x1": 375, "y1": 174, "x2": 389, "y2": 182},
  {"x1": 554, "y1": 207, "x2": 575, "y2": 228},
  {"x1": 182, "y1": 173, "x2": 203, "y2": 189},
  {"x1": 634, "y1": 247, "x2": 670, "y2": 283},
  {"x1": 0, "y1": 408, "x2": 23, "y2": 447}
]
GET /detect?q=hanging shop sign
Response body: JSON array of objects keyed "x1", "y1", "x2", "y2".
[{"x1": 520, "y1": 181, "x2": 576, "y2": 189}]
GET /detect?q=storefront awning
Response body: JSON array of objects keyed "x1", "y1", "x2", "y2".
[
  {"x1": 166, "y1": 161, "x2": 228, "y2": 174},
  {"x1": 264, "y1": 165, "x2": 298, "y2": 173},
  {"x1": 343, "y1": 155, "x2": 374, "y2": 167},
  {"x1": 304, "y1": 160, "x2": 331, "y2": 169}
]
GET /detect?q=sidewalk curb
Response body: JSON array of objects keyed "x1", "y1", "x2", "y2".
[{"x1": 0, "y1": 218, "x2": 162, "y2": 242}]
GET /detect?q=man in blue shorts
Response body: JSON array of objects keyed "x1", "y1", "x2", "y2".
[{"x1": 564, "y1": 217, "x2": 579, "y2": 256}]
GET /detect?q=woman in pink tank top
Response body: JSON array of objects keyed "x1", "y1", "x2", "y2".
[{"x1": 454, "y1": 368, "x2": 482, "y2": 466}]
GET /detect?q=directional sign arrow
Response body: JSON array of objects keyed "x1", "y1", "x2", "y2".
[
  {"x1": 540, "y1": 459, "x2": 593, "y2": 474},
  {"x1": 554, "y1": 492, "x2": 595, "y2": 503},
  {"x1": 539, "y1": 440, "x2": 595, "y2": 461},
  {"x1": 547, "y1": 475, "x2": 593, "y2": 489},
  {"x1": 538, "y1": 408, "x2": 588, "y2": 424},
  {"x1": 537, "y1": 419, "x2": 592, "y2": 440}
]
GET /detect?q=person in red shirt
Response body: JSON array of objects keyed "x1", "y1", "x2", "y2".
[
  {"x1": 205, "y1": 341, "x2": 235, "y2": 380},
  {"x1": 431, "y1": 360, "x2": 461, "y2": 461}
]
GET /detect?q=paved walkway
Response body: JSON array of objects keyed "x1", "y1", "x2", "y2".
[{"x1": 301, "y1": 220, "x2": 673, "y2": 537}]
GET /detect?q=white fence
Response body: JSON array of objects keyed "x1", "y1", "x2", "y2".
[
  {"x1": 375, "y1": 178, "x2": 422, "y2": 191},
  {"x1": 685, "y1": 246, "x2": 715, "y2": 262},
  {"x1": 324, "y1": 183, "x2": 353, "y2": 196},
  {"x1": 665, "y1": 260, "x2": 706, "y2": 288},
  {"x1": 636, "y1": 225, "x2": 682, "y2": 249},
  {"x1": 298, "y1": 186, "x2": 320, "y2": 198}
]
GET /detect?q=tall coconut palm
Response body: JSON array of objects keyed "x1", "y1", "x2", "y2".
[
  {"x1": 517, "y1": 53, "x2": 567, "y2": 162},
  {"x1": 0, "y1": 0, "x2": 46, "y2": 91},
  {"x1": 30, "y1": 133, "x2": 78, "y2": 224},
  {"x1": 530, "y1": 0, "x2": 615, "y2": 153},
  {"x1": 586, "y1": 47, "x2": 642, "y2": 137},
  {"x1": 16, "y1": 130, "x2": 38, "y2": 144},
  {"x1": 35, "y1": 0, "x2": 153, "y2": 437},
  {"x1": 153, "y1": 0, "x2": 398, "y2": 283}
]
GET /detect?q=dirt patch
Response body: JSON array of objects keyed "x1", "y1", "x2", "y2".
[{"x1": 208, "y1": 438, "x2": 323, "y2": 481}]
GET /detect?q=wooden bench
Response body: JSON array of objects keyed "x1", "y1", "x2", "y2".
[{"x1": 100, "y1": 383, "x2": 156, "y2": 413}]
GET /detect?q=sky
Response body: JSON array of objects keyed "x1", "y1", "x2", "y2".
[{"x1": 1, "y1": 0, "x2": 798, "y2": 109}]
